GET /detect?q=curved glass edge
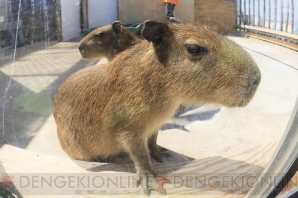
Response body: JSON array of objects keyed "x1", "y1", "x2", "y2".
[{"x1": 247, "y1": 96, "x2": 298, "y2": 198}]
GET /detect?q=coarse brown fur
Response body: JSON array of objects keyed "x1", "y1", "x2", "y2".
[
  {"x1": 78, "y1": 21, "x2": 141, "y2": 61},
  {"x1": 54, "y1": 21, "x2": 261, "y2": 195},
  {"x1": 78, "y1": 21, "x2": 163, "y2": 160}
]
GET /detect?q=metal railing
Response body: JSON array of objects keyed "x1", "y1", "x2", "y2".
[{"x1": 236, "y1": 0, "x2": 297, "y2": 34}]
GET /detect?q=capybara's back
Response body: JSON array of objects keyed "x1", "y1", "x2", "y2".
[{"x1": 54, "y1": 21, "x2": 261, "y2": 195}]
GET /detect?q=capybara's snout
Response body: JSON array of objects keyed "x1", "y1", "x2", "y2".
[
  {"x1": 240, "y1": 62, "x2": 261, "y2": 107},
  {"x1": 234, "y1": 67, "x2": 261, "y2": 107},
  {"x1": 209, "y1": 38, "x2": 261, "y2": 108},
  {"x1": 231, "y1": 49, "x2": 261, "y2": 107}
]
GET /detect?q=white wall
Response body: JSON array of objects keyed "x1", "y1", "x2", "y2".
[
  {"x1": 88, "y1": 0, "x2": 118, "y2": 28},
  {"x1": 61, "y1": 0, "x2": 81, "y2": 41}
]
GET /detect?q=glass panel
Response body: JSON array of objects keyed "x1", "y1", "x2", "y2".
[{"x1": 0, "y1": 0, "x2": 297, "y2": 197}]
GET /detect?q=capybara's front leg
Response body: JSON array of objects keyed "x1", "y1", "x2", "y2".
[{"x1": 120, "y1": 134, "x2": 168, "y2": 196}]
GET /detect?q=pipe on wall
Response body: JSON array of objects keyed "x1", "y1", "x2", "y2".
[{"x1": 80, "y1": 0, "x2": 89, "y2": 31}]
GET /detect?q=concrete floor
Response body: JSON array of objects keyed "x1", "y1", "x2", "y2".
[{"x1": 0, "y1": 37, "x2": 298, "y2": 197}]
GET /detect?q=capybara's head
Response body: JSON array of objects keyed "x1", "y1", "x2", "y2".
[
  {"x1": 141, "y1": 21, "x2": 261, "y2": 107},
  {"x1": 78, "y1": 21, "x2": 141, "y2": 61}
]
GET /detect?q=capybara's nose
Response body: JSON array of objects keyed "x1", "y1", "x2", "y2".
[
  {"x1": 78, "y1": 46, "x2": 83, "y2": 51},
  {"x1": 252, "y1": 78, "x2": 259, "y2": 86},
  {"x1": 252, "y1": 67, "x2": 261, "y2": 87}
]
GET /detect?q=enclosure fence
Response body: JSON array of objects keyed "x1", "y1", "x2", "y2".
[{"x1": 236, "y1": 0, "x2": 298, "y2": 34}]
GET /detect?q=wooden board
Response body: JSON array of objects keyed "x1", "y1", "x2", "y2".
[
  {"x1": 240, "y1": 25, "x2": 298, "y2": 52},
  {"x1": 1, "y1": 144, "x2": 296, "y2": 197},
  {"x1": 0, "y1": 144, "x2": 265, "y2": 198},
  {"x1": 247, "y1": 33, "x2": 298, "y2": 51},
  {"x1": 241, "y1": 25, "x2": 298, "y2": 40}
]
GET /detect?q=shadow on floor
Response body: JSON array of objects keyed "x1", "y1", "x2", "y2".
[
  {"x1": 83, "y1": 147, "x2": 195, "y2": 174},
  {"x1": 161, "y1": 105, "x2": 221, "y2": 132},
  {"x1": 73, "y1": 152, "x2": 264, "y2": 196},
  {"x1": 0, "y1": 57, "x2": 97, "y2": 149},
  {"x1": 0, "y1": 41, "x2": 58, "y2": 68}
]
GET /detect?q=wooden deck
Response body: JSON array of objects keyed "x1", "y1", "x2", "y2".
[{"x1": 240, "y1": 25, "x2": 298, "y2": 51}]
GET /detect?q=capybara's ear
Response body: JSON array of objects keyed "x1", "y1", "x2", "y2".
[
  {"x1": 112, "y1": 21, "x2": 122, "y2": 34},
  {"x1": 142, "y1": 20, "x2": 169, "y2": 44}
]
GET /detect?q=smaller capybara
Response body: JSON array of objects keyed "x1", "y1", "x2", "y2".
[
  {"x1": 78, "y1": 21, "x2": 165, "y2": 155},
  {"x1": 78, "y1": 21, "x2": 141, "y2": 61},
  {"x1": 54, "y1": 21, "x2": 261, "y2": 196}
]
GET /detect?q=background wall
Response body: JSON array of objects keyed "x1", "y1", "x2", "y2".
[
  {"x1": 118, "y1": 0, "x2": 194, "y2": 24},
  {"x1": 119, "y1": 0, "x2": 235, "y2": 34},
  {"x1": 174, "y1": 0, "x2": 195, "y2": 22},
  {"x1": 194, "y1": 0, "x2": 236, "y2": 35},
  {"x1": 59, "y1": 0, "x2": 236, "y2": 41},
  {"x1": 88, "y1": 0, "x2": 117, "y2": 28},
  {"x1": 60, "y1": 0, "x2": 80, "y2": 41}
]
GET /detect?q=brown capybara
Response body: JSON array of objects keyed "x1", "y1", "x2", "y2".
[
  {"x1": 78, "y1": 21, "x2": 164, "y2": 157},
  {"x1": 54, "y1": 21, "x2": 261, "y2": 196},
  {"x1": 78, "y1": 21, "x2": 141, "y2": 61}
]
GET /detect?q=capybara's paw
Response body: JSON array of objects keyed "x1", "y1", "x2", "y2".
[
  {"x1": 135, "y1": 173, "x2": 142, "y2": 187},
  {"x1": 135, "y1": 173, "x2": 170, "y2": 196},
  {"x1": 143, "y1": 186, "x2": 167, "y2": 196},
  {"x1": 158, "y1": 187, "x2": 167, "y2": 195}
]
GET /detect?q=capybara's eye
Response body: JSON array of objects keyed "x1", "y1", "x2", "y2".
[
  {"x1": 95, "y1": 32, "x2": 104, "y2": 38},
  {"x1": 185, "y1": 44, "x2": 208, "y2": 56}
]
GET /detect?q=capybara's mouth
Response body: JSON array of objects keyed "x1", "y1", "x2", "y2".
[
  {"x1": 231, "y1": 89, "x2": 258, "y2": 107},
  {"x1": 232, "y1": 101, "x2": 248, "y2": 107},
  {"x1": 80, "y1": 49, "x2": 86, "y2": 58}
]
